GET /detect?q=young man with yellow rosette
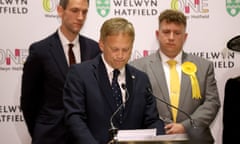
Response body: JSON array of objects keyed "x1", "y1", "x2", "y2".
[{"x1": 130, "y1": 9, "x2": 220, "y2": 144}]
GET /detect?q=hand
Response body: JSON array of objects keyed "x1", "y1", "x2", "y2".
[{"x1": 164, "y1": 123, "x2": 186, "y2": 134}]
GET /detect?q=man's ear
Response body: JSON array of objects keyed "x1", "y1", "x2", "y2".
[{"x1": 98, "y1": 40, "x2": 104, "y2": 52}]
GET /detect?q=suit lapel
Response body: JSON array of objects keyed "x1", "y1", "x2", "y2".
[
  {"x1": 180, "y1": 73, "x2": 190, "y2": 107},
  {"x1": 96, "y1": 56, "x2": 116, "y2": 113},
  {"x1": 179, "y1": 53, "x2": 192, "y2": 109},
  {"x1": 121, "y1": 65, "x2": 134, "y2": 122},
  {"x1": 49, "y1": 32, "x2": 69, "y2": 79},
  {"x1": 150, "y1": 53, "x2": 170, "y2": 104},
  {"x1": 79, "y1": 35, "x2": 87, "y2": 61}
]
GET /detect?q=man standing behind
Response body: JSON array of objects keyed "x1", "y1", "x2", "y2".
[
  {"x1": 130, "y1": 9, "x2": 220, "y2": 143},
  {"x1": 63, "y1": 17, "x2": 165, "y2": 144},
  {"x1": 20, "y1": 0, "x2": 100, "y2": 144},
  {"x1": 223, "y1": 35, "x2": 240, "y2": 144}
]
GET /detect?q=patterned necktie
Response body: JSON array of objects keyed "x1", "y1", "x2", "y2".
[
  {"x1": 68, "y1": 43, "x2": 76, "y2": 65},
  {"x1": 167, "y1": 60, "x2": 180, "y2": 122},
  {"x1": 112, "y1": 69, "x2": 123, "y2": 124}
]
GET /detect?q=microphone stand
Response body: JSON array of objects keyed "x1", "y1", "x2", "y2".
[
  {"x1": 109, "y1": 104, "x2": 123, "y2": 144},
  {"x1": 146, "y1": 87, "x2": 196, "y2": 128},
  {"x1": 109, "y1": 84, "x2": 129, "y2": 144},
  {"x1": 147, "y1": 87, "x2": 215, "y2": 144}
]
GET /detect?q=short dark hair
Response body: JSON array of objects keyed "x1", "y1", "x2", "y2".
[{"x1": 59, "y1": 0, "x2": 89, "y2": 9}]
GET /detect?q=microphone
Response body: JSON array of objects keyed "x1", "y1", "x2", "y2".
[
  {"x1": 109, "y1": 84, "x2": 129, "y2": 143},
  {"x1": 121, "y1": 83, "x2": 130, "y2": 103},
  {"x1": 146, "y1": 87, "x2": 196, "y2": 128}
]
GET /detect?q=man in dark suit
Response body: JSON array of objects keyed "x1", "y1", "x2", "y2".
[
  {"x1": 20, "y1": 0, "x2": 101, "y2": 144},
  {"x1": 223, "y1": 76, "x2": 240, "y2": 144},
  {"x1": 223, "y1": 35, "x2": 240, "y2": 144},
  {"x1": 63, "y1": 17, "x2": 165, "y2": 144}
]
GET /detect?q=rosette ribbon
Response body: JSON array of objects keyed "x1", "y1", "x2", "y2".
[{"x1": 182, "y1": 61, "x2": 201, "y2": 99}]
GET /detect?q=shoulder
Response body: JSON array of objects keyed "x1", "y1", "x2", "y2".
[
  {"x1": 127, "y1": 64, "x2": 149, "y2": 80},
  {"x1": 185, "y1": 53, "x2": 211, "y2": 63},
  {"x1": 129, "y1": 52, "x2": 158, "y2": 67},
  {"x1": 26, "y1": 32, "x2": 59, "y2": 59},
  {"x1": 79, "y1": 35, "x2": 100, "y2": 55},
  {"x1": 29, "y1": 32, "x2": 58, "y2": 50},
  {"x1": 32, "y1": 31, "x2": 57, "y2": 45},
  {"x1": 184, "y1": 53, "x2": 213, "y2": 68},
  {"x1": 226, "y1": 76, "x2": 240, "y2": 84},
  {"x1": 79, "y1": 35, "x2": 98, "y2": 46},
  {"x1": 71, "y1": 55, "x2": 99, "y2": 71}
]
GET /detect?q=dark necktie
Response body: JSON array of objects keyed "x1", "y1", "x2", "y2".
[
  {"x1": 68, "y1": 43, "x2": 76, "y2": 65},
  {"x1": 112, "y1": 69, "x2": 123, "y2": 124}
]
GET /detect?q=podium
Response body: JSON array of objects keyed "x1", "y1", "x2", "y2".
[{"x1": 111, "y1": 129, "x2": 189, "y2": 144}]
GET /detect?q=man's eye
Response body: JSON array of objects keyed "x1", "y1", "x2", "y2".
[{"x1": 163, "y1": 31, "x2": 170, "y2": 34}]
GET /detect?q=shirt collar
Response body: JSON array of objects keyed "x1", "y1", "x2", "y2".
[
  {"x1": 101, "y1": 54, "x2": 125, "y2": 78},
  {"x1": 58, "y1": 28, "x2": 79, "y2": 47},
  {"x1": 159, "y1": 50, "x2": 182, "y2": 64}
]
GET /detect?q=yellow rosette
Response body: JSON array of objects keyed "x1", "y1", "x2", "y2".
[{"x1": 182, "y1": 62, "x2": 201, "y2": 99}]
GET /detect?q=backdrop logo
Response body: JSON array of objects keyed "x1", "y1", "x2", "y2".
[
  {"x1": 171, "y1": 0, "x2": 209, "y2": 19},
  {"x1": 226, "y1": 0, "x2": 240, "y2": 17},
  {"x1": 132, "y1": 50, "x2": 156, "y2": 60},
  {"x1": 43, "y1": 0, "x2": 58, "y2": 12},
  {"x1": 96, "y1": 0, "x2": 110, "y2": 17},
  {"x1": 0, "y1": 49, "x2": 28, "y2": 71}
]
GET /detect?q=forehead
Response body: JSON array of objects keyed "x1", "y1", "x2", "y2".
[
  {"x1": 104, "y1": 34, "x2": 133, "y2": 47},
  {"x1": 106, "y1": 33, "x2": 134, "y2": 42},
  {"x1": 160, "y1": 20, "x2": 185, "y2": 30}
]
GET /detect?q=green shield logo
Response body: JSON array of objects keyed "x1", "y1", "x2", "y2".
[
  {"x1": 226, "y1": 0, "x2": 240, "y2": 17},
  {"x1": 96, "y1": 0, "x2": 110, "y2": 17}
]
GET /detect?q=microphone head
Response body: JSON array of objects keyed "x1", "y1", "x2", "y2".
[
  {"x1": 146, "y1": 87, "x2": 152, "y2": 93},
  {"x1": 121, "y1": 83, "x2": 130, "y2": 102},
  {"x1": 121, "y1": 83, "x2": 126, "y2": 90}
]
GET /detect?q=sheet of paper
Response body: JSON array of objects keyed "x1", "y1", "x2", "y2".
[
  {"x1": 117, "y1": 128, "x2": 156, "y2": 141},
  {"x1": 117, "y1": 129, "x2": 188, "y2": 142}
]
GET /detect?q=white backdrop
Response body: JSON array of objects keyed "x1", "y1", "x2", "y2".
[{"x1": 1, "y1": 0, "x2": 240, "y2": 144}]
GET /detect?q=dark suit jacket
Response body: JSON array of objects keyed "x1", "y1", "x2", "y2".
[
  {"x1": 20, "y1": 31, "x2": 101, "y2": 144},
  {"x1": 63, "y1": 54, "x2": 165, "y2": 144},
  {"x1": 223, "y1": 76, "x2": 240, "y2": 144}
]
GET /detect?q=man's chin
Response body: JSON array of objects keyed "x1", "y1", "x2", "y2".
[
  {"x1": 73, "y1": 26, "x2": 82, "y2": 33},
  {"x1": 72, "y1": 29, "x2": 81, "y2": 35}
]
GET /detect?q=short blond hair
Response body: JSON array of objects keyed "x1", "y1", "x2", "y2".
[{"x1": 100, "y1": 17, "x2": 135, "y2": 42}]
